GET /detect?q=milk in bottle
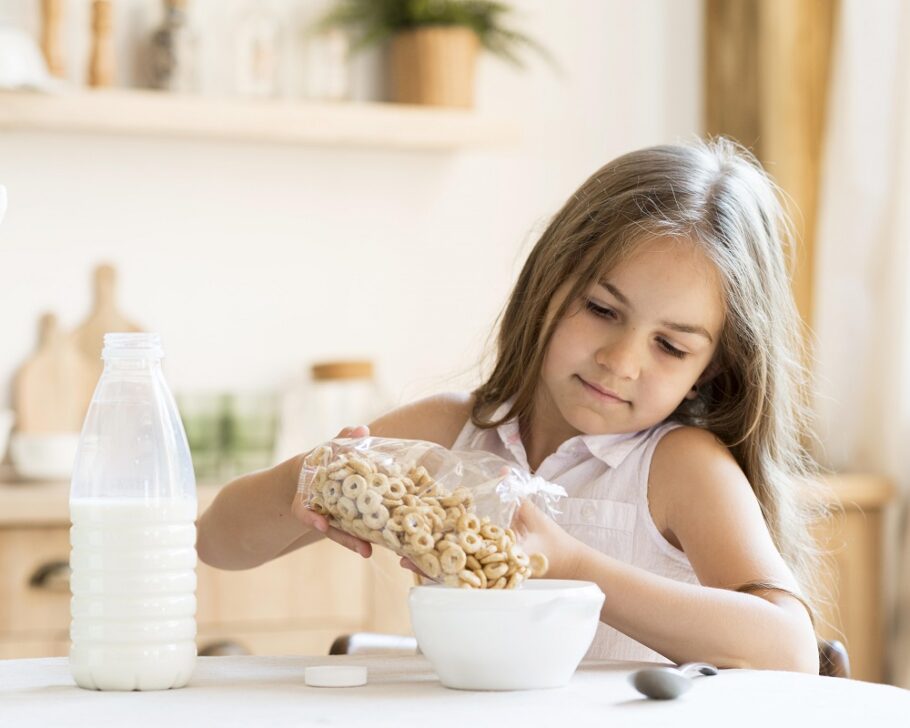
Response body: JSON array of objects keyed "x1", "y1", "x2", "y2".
[{"x1": 69, "y1": 333, "x2": 197, "y2": 690}]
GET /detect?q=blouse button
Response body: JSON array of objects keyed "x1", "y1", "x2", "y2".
[{"x1": 581, "y1": 501, "x2": 597, "y2": 523}]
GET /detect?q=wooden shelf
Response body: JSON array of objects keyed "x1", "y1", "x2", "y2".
[{"x1": 0, "y1": 88, "x2": 518, "y2": 151}]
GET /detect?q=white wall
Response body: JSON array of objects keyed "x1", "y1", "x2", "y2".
[{"x1": 0, "y1": 0, "x2": 702, "y2": 412}]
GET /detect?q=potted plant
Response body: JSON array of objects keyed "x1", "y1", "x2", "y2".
[{"x1": 318, "y1": 0, "x2": 550, "y2": 108}]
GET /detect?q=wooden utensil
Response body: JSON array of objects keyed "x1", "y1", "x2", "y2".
[
  {"x1": 13, "y1": 313, "x2": 97, "y2": 433},
  {"x1": 88, "y1": 0, "x2": 114, "y2": 87},
  {"x1": 71, "y1": 264, "x2": 142, "y2": 386},
  {"x1": 40, "y1": 0, "x2": 65, "y2": 78}
]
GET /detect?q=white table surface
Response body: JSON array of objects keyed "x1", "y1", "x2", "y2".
[{"x1": 2, "y1": 654, "x2": 908, "y2": 727}]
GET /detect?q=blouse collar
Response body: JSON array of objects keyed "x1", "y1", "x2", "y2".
[{"x1": 488, "y1": 398, "x2": 648, "y2": 470}]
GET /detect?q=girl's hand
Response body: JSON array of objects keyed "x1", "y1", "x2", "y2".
[
  {"x1": 511, "y1": 498, "x2": 583, "y2": 581},
  {"x1": 291, "y1": 425, "x2": 373, "y2": 559}
]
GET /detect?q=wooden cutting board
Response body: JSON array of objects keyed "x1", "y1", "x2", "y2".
[
  {"x1": 13, "y1": 264, "x2": 143, "y2": 434},
  {"x1": 13, "y1": 313, "x2": 97, "y2": 433},
  {"x1": 71, "y1": 263, "x2": 142, "y2": 386}
]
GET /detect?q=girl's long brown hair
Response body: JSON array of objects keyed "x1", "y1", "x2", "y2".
[{"x1": 472, "y1": 138, "x2": 829, "y2": 615}]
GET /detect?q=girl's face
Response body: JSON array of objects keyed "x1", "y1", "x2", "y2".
[{"x1": 538, "y1": 236, "x2": 725, "y2": 437}]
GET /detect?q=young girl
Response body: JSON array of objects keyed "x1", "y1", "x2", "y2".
[{"x1": 197, "y1": 138, "x2": 822, "y2": 672}]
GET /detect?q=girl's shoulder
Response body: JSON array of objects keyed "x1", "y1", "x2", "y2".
[
  {"x1": 648, "y1": 425, "x2": 751, "y2": 546},
  {"x1": 651, "y1": 425, "x2": 744, "y2": 489},
  {"x1": 368, "y1": 391, "x2": 475, "y2": 449}
]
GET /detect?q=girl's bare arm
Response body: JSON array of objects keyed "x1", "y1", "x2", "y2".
[
  {"x1": 511, "y1": 426, "x2": 818, "y2": 671},
  {"x1": 196, "y1": 392, "x2": 473, "y2": 570},
  {"x1": 565, "y1": 426, "x2": 819, "y2": 672}
]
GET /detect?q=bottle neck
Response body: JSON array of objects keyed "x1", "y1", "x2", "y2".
[{"x1": 103, "y1": 357, "x2": 162, "y2": 371}]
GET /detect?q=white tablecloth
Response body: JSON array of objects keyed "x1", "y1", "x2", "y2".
[{"x1": 2, "y1": 655, "x2": 908, "y2": 727}]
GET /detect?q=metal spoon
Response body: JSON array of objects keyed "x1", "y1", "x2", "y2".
[{"x1": 630, "y1": 662, "x2": 718, "y2": 700}]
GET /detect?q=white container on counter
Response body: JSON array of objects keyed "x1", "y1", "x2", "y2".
[{"x1": 274, "y1": 360, "x2": 386, "y2": 461}]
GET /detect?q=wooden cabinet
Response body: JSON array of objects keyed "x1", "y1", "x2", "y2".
[
  {"x1": 0, "y1": 481, "x2": 414, "y2": 660},
  {"x1": 812, "y1": 474, "x2": 894, "y2": 683}
]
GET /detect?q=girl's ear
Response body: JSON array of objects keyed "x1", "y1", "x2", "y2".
[{"x1": 685, "y1": 360, "x2": 722, "y2": 400}]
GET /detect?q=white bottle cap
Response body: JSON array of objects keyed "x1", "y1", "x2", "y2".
[{"x1": 304, "y1": 665, "x2": 368, "y2": 688}]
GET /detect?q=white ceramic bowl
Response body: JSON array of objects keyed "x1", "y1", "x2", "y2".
[
  {"x1": 409, "y1": 579, "x2": 605, "y2": 690},
  {"x1": 10, "y1": 432, "x2": 80, "y2": 481}
]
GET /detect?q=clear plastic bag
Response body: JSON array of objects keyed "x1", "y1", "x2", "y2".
[{"x1": 297, "y1": 437, "x2": 566, "y2": 589}]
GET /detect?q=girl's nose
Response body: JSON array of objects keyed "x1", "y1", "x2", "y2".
[{"x1": 595, "y1": 335, "x2": 641, "y2": 380}]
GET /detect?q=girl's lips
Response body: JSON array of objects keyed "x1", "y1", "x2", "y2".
[{"x1": 577, "y1": 375, "x2": 629, "y2": 404}]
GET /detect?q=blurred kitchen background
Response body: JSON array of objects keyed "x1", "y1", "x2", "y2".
[{"x1": 2, "y1": 0, "x2": 910, "y2": 689}]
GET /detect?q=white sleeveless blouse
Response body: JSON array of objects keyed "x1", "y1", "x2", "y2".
[{"x1": 452, "y1": 400, "x2": 700, "y2": 663}]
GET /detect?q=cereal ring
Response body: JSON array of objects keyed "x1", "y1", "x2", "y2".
[
  {"x1": 386, "y1": 478, "x2": 407, "y2": 500},
  {"x1": 362, "y1": 505, "x2": 390, "y2": 530},
  {"x1": 480, "y1": 551, "x2": 507, "y2": 565},
  {"x1": 457, "y1": 513, "x2": 481, "y2": 533},
  {"x1": 402, "y1": 512, "x2": 428, "y2": 535},
  {"x1": 336, "y1": 496, "x2": 358, "y2": 521},
  {"x1": 474, "y1": 544, "x2": 496, "y2": 560},
  {"x1": 465, "y1": 555, "x2": 482, "y2": 571},
  {"x1": 347, "y1": 457, "x2": 374, "y2": 478},
  {"x1": 507, "y1": 572, "x2": 525, "y2": 590},
  {"x1": 382, "y1": 498, "x2": 404, "y2": 511},
  {"x1": 441, "y1": 486, "x2": 472, "y2": 507},
  {"x1": 369, "y1": 473, "x2": 390, "y2": 495},
  {"x1": 490, "y1": 576, "x2": 507, "y2": 589},
  {"x1": 382, "y1": 528, "x2": 402, "y2": 550},
  {"x1": 409, "y1": 530, "x2": 435, "y2": 555},
  {"x1": 427, "y1": 511, "x2": 445, "y2": 532},
  {"x1": 323, "y1": 481, "x2": 342, "y2": 503},
  {"x1": 400, "y1": 477, "x2": 417, "y2": 494},
  {"x1": 309, "y1": 495, "x2": 328, "y2": 516},
  {"x1": 367, "y1": 529, "x2": 384, "y2": 544},
  {"x1": 312, "y1": 465, "x2": 328, "y2": 489},
  {"x1": 435, "y1": 539, "x2": 456, "y2": 553},
  {"x1": 403, "y1": 494, "x2": 421, "y2": 507},
  {"x1": 440, "y1": 545, "x2": 467, "y2": 574},
  {"x1": 417, "y1": 552, "x2": 441, "y2": 579},
  {"x1": 509, "y1": 546, "x2": 530, "y2": 568},
  {"x1": 303, "y1": 445, "x2": 332, "y2": 466},
  {"x1": 442, "y1": 574, "x2": 462, "y2": 588},
  {"x1": 458, "y1": 531, "x2": 483, "y2": 554},
  {"x1": 480, "y1": 523, "x2": 505, "y2": 541},
  {"x1": 483, "y1": 562, "x2": 509, "y2": 580},
  {"x1": 529, "y1": 553, "x2": 549, "y2": 577},
  {"x1": 386, "y1": 515, "x2": 405, "y2": 533},
  {"x1": 342, "y1": 474, "x2": 368, "y2": 499},
  {"x1": 459, "y1": 569, "x2": 482, "y2": 588},
  {"x1": 356, "y1": 489, "x2": 383, "y2": 515},
  {"x1": 350, "y1": 518, "x2": 371, "y2": 540},
  {"x1": 476, "y1": 567, "x2": 488, "y2": 589},
  {"x1": 328, "y1": 466, "x2": 353, "y2": 481}
]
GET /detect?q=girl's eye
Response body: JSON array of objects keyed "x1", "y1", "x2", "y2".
[
  {"x1": 585, "y1": 299, "x2": 688, "y2": 360},
  {"x1": 658, "y1": 338, "x2": 687, "y2": 359},
  {"x1": 584, "y1": 299, "x2": 617, "y2": 320}
]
